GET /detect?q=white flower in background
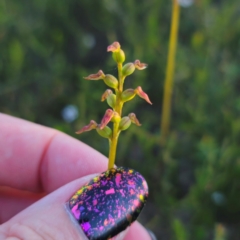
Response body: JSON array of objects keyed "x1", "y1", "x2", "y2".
[
  {"x1": 211, "y1": 191, "x2": 226, "y2": 206},
  {"x1": 82, "y1": 34, "x2": 96, "y2": 49},
  {"x1": 61, "y1": 104, "x2": 79, "y2": 123},
  {"x1": 178, "y1": 0, "x2": 194, "y2": 7}
]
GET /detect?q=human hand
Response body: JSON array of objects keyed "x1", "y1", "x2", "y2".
[{"x1": 0, "y1": 113, "x2": 155, "y2": 240}]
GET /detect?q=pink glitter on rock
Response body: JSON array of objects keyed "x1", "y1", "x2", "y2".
[
  {"x1": 115, "y1": 173, "x2": 121, "y2": 187},
  {"x1": 81, "y1": 222, "x2": 91, "y2": 232},
  {"x1": 68, "y1": 167, "x2": 148, "y2": 240},
  {"x1": 105, "y1": 188, "x2": 115, "y2": 195},
  {"x1": 72, "y1": 204, "x2": 80, "y2": 219}
]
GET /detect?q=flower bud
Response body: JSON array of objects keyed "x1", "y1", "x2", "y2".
[
  {"x1": 107, "y1": 42, "x2": 125, "y2": 63},
  {"x1": 99, "y1": 109, "x2": 114, "y2": 129},
  {"x1": 76, "y1": 120, "x2": 98, "y2": 134},
  {"x1": 119, "y1": 116, "x2": 131, "y2": 131},
  {"x1": 107, "y1": 42, "x2": 121, "y2": 52},
  {"x1": 135, "y1": 86, "x2": 152, "y2": 105},
  {"x1": 128, "y1": 113, "x2": 141, "y2": 126},
  {"x1": 134, "y1": 60, "x2": 148, "y2": 70},
  {"x1": 96, "y1": 126, "x2": 112, "y2": 139},
  {"x1": 121, "y1": 89, "x2": 136, "y2": 102},
  {"x1": 122, "y1": 63, "x2": 135, "y2": 77},
  {"x1": 84, "y1": 70, "x2": 105, "y2": 80},
  {"x1": 106, "y1": 93, "x2": 116, "y2": 109},
  {"x1": 103, "y1": 74, "x2": 118, "y2": 89},
  {"x1": 101, "y1": 89, "x2": 113, "y2": 102},
  {"x1": 112, "y1": 49, "x2": 125, "y2": 64},
  {"x1": 111, "y1": 112, "x2": 121, "y2": 123}
]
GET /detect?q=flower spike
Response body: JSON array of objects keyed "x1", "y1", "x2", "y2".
[
  {"x1": 84, "y1": 70, "x2": 105, "y2": 80},
  {"x1": 76, "y1": 120, "x2": 98, "y2": 134},
  {"x1": 77, "y1": 41, "x2": 151, "y2": 170}
]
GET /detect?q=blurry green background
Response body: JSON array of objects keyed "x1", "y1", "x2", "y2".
[{"x1": 1, "y1": 0, "x2": 240, "y2": 239}]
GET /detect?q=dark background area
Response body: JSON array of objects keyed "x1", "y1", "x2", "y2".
[{"x1": 1, "y1": 0, "x2": 240, "y2": 239}]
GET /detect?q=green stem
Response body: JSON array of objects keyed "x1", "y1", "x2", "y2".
[
  {"x1": 160, "y1": 0, "x2": 180, "y2": 145},
  {"x1": 118, "y1": 63, "x2": 123, "y2": 92},
  {"x1": 108, "y1": 123, "x2": 119, "y2": 169},
  {"x1": 108, "y1": 62, "x2": 124, "y2": 169}
]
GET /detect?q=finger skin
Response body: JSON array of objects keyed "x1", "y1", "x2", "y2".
[
  {"x1": 40, "y1": 131, "x2": 107, "y2": 192},
  {"x1": 125, "y1": 222, "x2": 152, "y2": 240},
  {"x1": 0, "y1": 175, "x2": 151, "y2": 240},
  {"x1": 0, "y1": 176, "x2": 94, "y2": 240},
  {"x1": 0, "y1": 187, "x2": 45, "y2": 223},
  {"x1": 0, "y1": 113, "x2": 107, "y2": 192}
]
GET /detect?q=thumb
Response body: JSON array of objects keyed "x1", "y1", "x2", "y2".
[{"x1": 0, "y1": 167, "x2": 149, "y2": 240}]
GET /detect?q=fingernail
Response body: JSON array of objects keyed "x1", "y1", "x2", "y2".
[
  {"x1": 146, "y1": 228, "x2": 158, "y2": 240},
  {"x1": 68, "y1": 167, "x2": 148, "y2": 240}
]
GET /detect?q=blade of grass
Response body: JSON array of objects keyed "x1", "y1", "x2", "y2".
[{"x1": 160, "y1": 0, "x2": 180, "y2": 145}]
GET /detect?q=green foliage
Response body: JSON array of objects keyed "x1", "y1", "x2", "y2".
[
  {"x1": 172, "y1": 218, "x2": 188, "y2": 240},
  {"x1": 1, "y1": 0, "x2": 240, "y2": 239}
]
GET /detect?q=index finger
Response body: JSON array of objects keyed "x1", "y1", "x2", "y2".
[{"x1": 0, "y1": 113, "x2": 108, "y2": 192}]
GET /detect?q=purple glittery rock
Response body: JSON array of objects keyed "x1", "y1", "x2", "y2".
[{"x1": 68, "y1": 167, "x2": 148, "y2": 240}]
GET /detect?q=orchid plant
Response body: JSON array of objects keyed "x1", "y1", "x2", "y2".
[{"x1": 76, "y1": 42, "x2": 152, "y2": 170}]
